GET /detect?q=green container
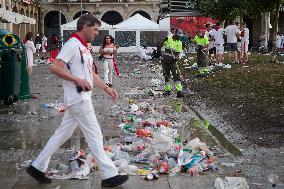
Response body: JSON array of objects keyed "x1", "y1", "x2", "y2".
[{"x1": 0, "y1": 29, "x2": 30, "y2": 105}]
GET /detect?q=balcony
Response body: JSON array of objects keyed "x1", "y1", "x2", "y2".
[{"x1": 42, "y1": 0, "x2": 160, "y2": 3}]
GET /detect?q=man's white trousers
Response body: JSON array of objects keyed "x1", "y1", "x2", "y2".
[{"x1": 32, "y1": 99, "x2": 118, "y2": 179}]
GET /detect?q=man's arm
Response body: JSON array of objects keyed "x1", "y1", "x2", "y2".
[{"x1": 50, "y1": 59, "x2": 91, "y2": 91}]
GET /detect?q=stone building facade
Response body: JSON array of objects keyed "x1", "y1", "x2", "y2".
[
  {"x1": 40, "y1": 0, "x2": 161, "y2": 40},
  {"x1": 0, "y1": 0, "x2": 39, "y2": 39}
]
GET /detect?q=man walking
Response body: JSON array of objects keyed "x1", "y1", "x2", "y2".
[{"x1": 26, "y1": 14, "x2": 128, "y2": 187}]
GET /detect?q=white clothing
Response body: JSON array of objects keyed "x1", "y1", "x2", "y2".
[
  {"x1": 56, "y1": 38, "x2": 94, "y2": 107},
  {"x1": 241, "y1": 28, "x2": 249, "y2": 44},
  {"x1": 276, "y1": 35, "x2": 282, "y2": 48},
  {"x1": 211, "y1": 28, "x2": 225, "y2": 46},
  {"x1": 215, "y1": 43, "x2": 224, "y2": 54},
  {"x1": 205, "y1": 30, "x2": 214, "y2": 50},
  {"x1": 260, "y1": 35, "x2": 268, "y2": 48},
  {"x1": 139, "y1": 47, "x2": 152, "y2": 60},
  {"x1": 42, "y1": 36, "x2": 47, "y2": 53},
  {"x1": 24, "y1": 40, "x2": 36, "y2": 67},
  {"x1": 225, "y1": 25, "x2": 240, "y2": 43},
  {"x1": 281, "y1": 35, "x2": 284, "y2": 48},
  {"x1": 103, "y1": 47, "x2": 114, "y2": 59},
  {"x1": 32, "y1": 99, "x2": 118, "y2": 180},
  {"x1": 103, "y1": 58, "x2": 114, "y2": 84},
  {"x1": 241, "y1": 42, "x2": 249, "y2": 53},
  {"x1": 240, "y1": 28, "x2": 249, "y2": 53}
]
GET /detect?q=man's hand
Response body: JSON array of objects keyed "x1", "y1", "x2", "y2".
[
  {"x1": 75, "y1": 79, "x2": 92, "y2": 91},
  {"x1": 105, "y1": 87, "x2": 119, "y2": 101}
]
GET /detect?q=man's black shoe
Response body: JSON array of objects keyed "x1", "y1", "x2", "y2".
[
  {"x1": 101, "y1": 175, "x2": 129, "y2": 187},
  {"x1": 26, "y1": 165, "x2": 52, "y2": 184},
  {"x1": 176, "y1": 91, "x2": 184, "y2": 98}
]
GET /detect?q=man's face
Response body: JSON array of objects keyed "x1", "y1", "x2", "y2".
[{"x1": 83, "y1": 23, "x2": 100, "y2": 42}]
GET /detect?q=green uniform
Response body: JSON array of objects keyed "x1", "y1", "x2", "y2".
[
  {"x1": 162, "y1": 36, "x2": 183, "y2": 94},
  {"x1": 193, "y1": 35, "x2": 209, "y2": 73}
]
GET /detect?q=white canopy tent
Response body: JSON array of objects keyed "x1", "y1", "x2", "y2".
[
  {"x1": 159, "y1": 15, "x2": 170, "y2": 32},
  {"x1": 112, "y1": 13, "x2": 161, "y2": 52},
  {"x1": 61, "y1": 17, "x2": 113, "y2": 49},
  {"x1": 0, "y1": 8, "x2": 36, "y2": 24},
  {"x1": 61, "y1": 18, "x2": 113, "y2": 34}
]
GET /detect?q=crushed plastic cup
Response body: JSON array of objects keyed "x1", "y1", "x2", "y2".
[
  {"x1": 175, "y1": 103, "x2": 182, "y2": 113},
  {"x1": 177, "y1": 149, "x2": 193, "y2": 166},
  {"x1": 268, "y1": 174, "x2": 279, "y2": 187}
]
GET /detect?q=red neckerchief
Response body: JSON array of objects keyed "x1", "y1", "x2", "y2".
[
  {"x1": 70, "y1": 33, "x2": 88, "y2": 47},
  {"x1": 215, "y1": 26, "x2": 221, "y2": 31},
  {"x1": 241, "y1": 30, "x2": 244, "y2": 37},
  {"x1": 23, "y1": 39, "x2": 27, "y2": 44}
]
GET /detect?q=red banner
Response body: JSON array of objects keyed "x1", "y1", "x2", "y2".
[{"x1": 170, "y1": 16, "x2": 217, "y2": 38}]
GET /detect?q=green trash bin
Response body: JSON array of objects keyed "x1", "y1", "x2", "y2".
[{"x1": 0, "y1": 29, "x2": 30, "y2": 105}]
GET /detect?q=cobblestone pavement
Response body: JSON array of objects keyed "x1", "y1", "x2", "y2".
[{"x1": 0, "y1": 54, "x2": 283, "y2": 189}]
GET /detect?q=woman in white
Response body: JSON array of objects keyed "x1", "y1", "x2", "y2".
[
  {"x1": 99, "y1": 35, "x2": 117, "y2": 87},
  {"x1": 42, "y1": 34, "x2": 48, "y2": 53},
  {"x1": 24, "y1": 32, "x2": 36, "y2": 75}
]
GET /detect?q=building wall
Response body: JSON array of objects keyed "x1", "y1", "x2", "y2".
[
  {"x1": 40, "y1": 0, "x2": 161, "y2": 29},
  {"x1": 0, "y1": 0, "x2": 39, "y2": 39}
]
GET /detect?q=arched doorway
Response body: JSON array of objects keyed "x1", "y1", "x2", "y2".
[
  {"x1": 73, "y1": 11, "x2": 91, "y2": 20},
  {"x1": 101, "y1": 11, "x2": 123, "y2": 25},
  {"x1": 44, "y1": 11, "x2": 66, "y2": 48},
  {"x1": 131, "y1": 10, "x2": 151, "y2": 20},
  {"x1": 25, "y1": 9, "x2": 30, "y2": 33}
]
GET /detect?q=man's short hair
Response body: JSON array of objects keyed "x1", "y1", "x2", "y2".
[{"x1": 77, "y1": 14, "x2": 101, "y2": 31}]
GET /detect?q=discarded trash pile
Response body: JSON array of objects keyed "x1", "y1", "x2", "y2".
[
  {"x1": 42, "y1": 102, "x2": 65, "y2": 113},
  {"x1": 106, "y1": 119, "x2": 221, "y2": 180}
]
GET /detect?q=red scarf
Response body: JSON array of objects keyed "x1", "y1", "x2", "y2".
[
  {"x1": 214, "y1": 26, "x2": 221, "y2": 31},
  {"x1": 240, "y1": 30, "x2": 244, "y2": 37},
  {"x1": 23, "y1": 39, "x2": 27, "y2": 44},
  {"x1": 70, "y1": 33, "x2": 88, "y2": 47}
]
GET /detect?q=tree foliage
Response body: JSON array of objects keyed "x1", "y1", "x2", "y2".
[{"x1": 191, "y1": 0, "x2": 283, "y2": 20}]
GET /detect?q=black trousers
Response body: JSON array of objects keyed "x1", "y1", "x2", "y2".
[{"x1": 161, "y1": 55, "x2": 181, "y2": 82}]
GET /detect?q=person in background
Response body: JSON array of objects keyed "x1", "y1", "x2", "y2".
[
  {"x1": 224, "y1": 20, "x2": 240, "y2": 64},
  {"x1": 35, "y1": 33, "x2": 42, "y2": 56},
  {"x1": 235, "y1": 22, "x2": 242, "y2": 62},
  {"x1": 240, "y1": 23, "x2": 250, "y2": 64},
  {"x1": 192, "y1": 30, "x2": 209, "y2": 76},
  {"x1": 259, "y1": 32, "x2": 268, "y2": 52},
  {"x1": 210, "y1": 22, "x2": 225, "y2": 66},
  {"x1": 24, "y1": 32, "x2": 36, "y2": 75},
  {"x1": 42, "y1": 34, "x2": 48, "y2": 53},
  {"x1": 275, "y1": 32, "x2": 282, "y2": 53},
  {"x1": 99, "y1": 35, "x2": 117, "y2": 87},
  {"x1": 205, "y1": 23, "x2": 215, "y2": 64}
]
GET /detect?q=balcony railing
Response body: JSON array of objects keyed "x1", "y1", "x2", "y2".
[{"x1": 42, "y1": 0, "x2": 160, "y2": 3}]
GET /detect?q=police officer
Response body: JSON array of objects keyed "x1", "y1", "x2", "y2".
[{"x1": 161, "y1": 33, "x2": 183, "y2": 98}]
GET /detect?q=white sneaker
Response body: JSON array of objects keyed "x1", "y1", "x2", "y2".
[
  {"x1": 223, "y1": 64, "x2": 231, "y2": 69},
  {"x1": 215, "y1": 63, "x2": 224, "y2": 67}
]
